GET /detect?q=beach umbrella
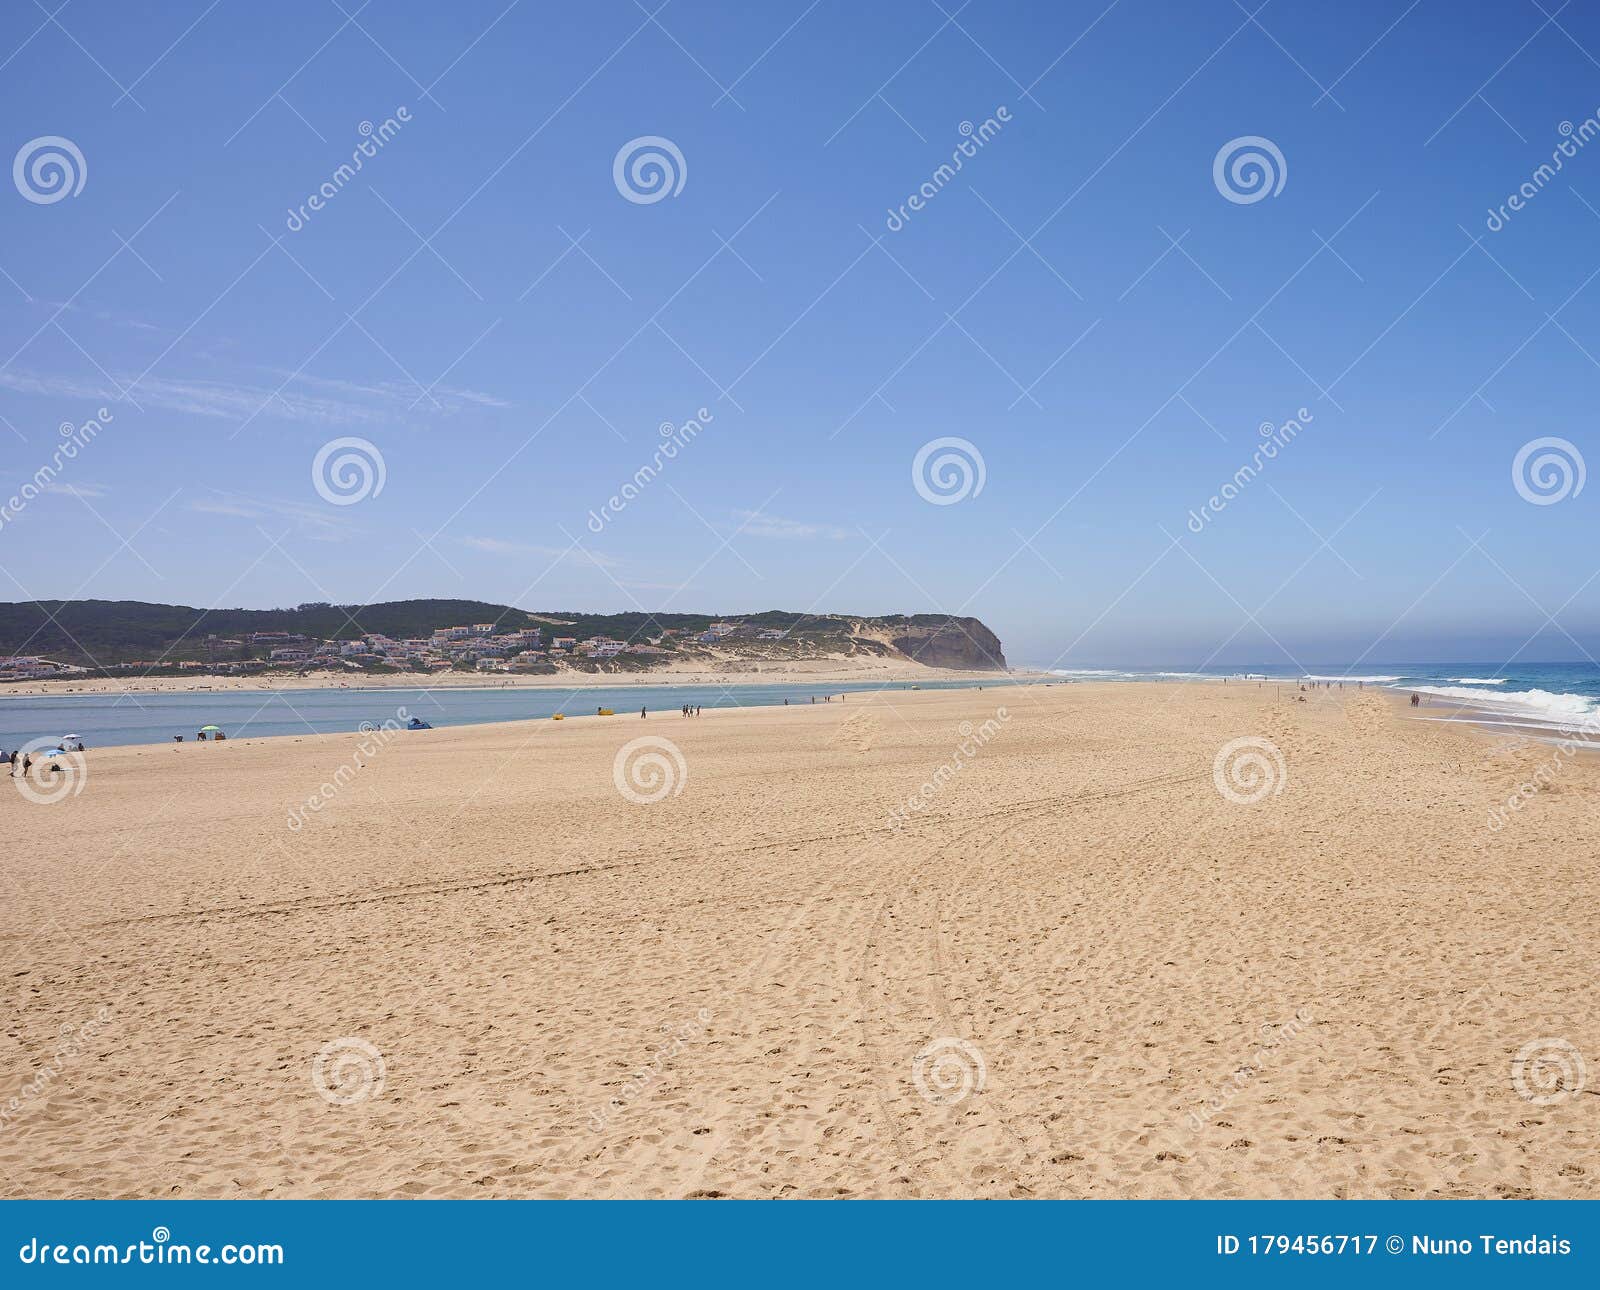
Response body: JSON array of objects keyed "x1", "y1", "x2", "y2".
[
  {"x1": 34, "y1": 749, "x2": 69, "y2": 759},
  {"x1": 199, "y1": 725, "x2": 223, "y2": 733}
]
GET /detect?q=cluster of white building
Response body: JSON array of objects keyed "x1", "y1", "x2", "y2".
[
  {"x1": 0, "y1": 655, "x2": 87, "y2": 681},
  {"x1": 213, "y1": 621, "x2": 682, "y2": 675}
]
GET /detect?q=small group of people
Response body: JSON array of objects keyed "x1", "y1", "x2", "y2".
[
  {"x1": 0, "y1": 749, "x2": 32, "y2": 776},
  {"x1": 679, "y1": 704, "x2": 702, "y2": 717}
]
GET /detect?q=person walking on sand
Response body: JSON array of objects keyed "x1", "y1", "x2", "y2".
[
  {"x1": 1410, "y1": 693, "x2": 1420, "y2": 707},
  {"x1": 641, "y1": 705, "x2": 647, "y2": 719}
]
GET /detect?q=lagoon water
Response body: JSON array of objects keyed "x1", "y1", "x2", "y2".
[
  {"x1": 9, "y1": 663, "x2": 1599, "y2": 750},
  {"x1": 0, "y1": 677, "x2": 1015, "y2": 749}
]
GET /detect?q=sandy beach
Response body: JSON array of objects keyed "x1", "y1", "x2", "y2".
[
  {"x1": 0, "y1": 656, "x2": 1020, "y2": 699},
  {"x1": 1, "y1": 680, "x2": 1594, "y2": 1199}
]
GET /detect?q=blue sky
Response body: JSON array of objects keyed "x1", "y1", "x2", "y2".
[{"x1": 3, "y1": 0, "x2": 1600, "y2": 667}]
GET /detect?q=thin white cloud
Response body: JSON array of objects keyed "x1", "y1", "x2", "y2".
[
  {"x1": 733, "y1": 509, "x2": 854, "y2": 541},
  {"x1": 41, "y1": 481, "x2": 110, "y2": 499},
  {"x1": 0, "y1": 367, "x2": 510, "y2": 427},
  {"x1": 268, "y1": 370, "x2": 513, "y2": 410},
  {"x1": 187, "y1": 491, "x2": 356, "y2": 542}
]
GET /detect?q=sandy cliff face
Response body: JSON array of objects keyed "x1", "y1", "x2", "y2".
[{"x1": 852, "y1": 617, "x2": 1008, "y2": 671}]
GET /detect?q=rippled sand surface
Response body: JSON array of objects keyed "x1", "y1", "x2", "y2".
[{"x1": 2, "y1": 681, "x2": 1594, "y2": 1198}]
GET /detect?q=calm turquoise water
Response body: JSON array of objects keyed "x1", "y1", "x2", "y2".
[{"x1": 0, "y1": 677, "x2": 1020, "y2": 749}]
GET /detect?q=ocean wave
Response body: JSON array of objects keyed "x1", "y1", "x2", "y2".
[
  {"x1": 1407, "y1": 685, "x2": 1598, "y2": 717},
  {"x1": 1446, "y1": 677, "x2": 1507, "y2": 684},
  {"x1": 1301, "y1": 674, "x2": 1402, "y2": 682}
]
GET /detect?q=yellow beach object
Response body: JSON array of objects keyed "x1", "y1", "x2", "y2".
[
  {"x1": 551, "y1": 714, "x2": 564, "y2": 721},
  {"x1": 596, "y1": 708, "x2": 615, "y2": 716}
]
